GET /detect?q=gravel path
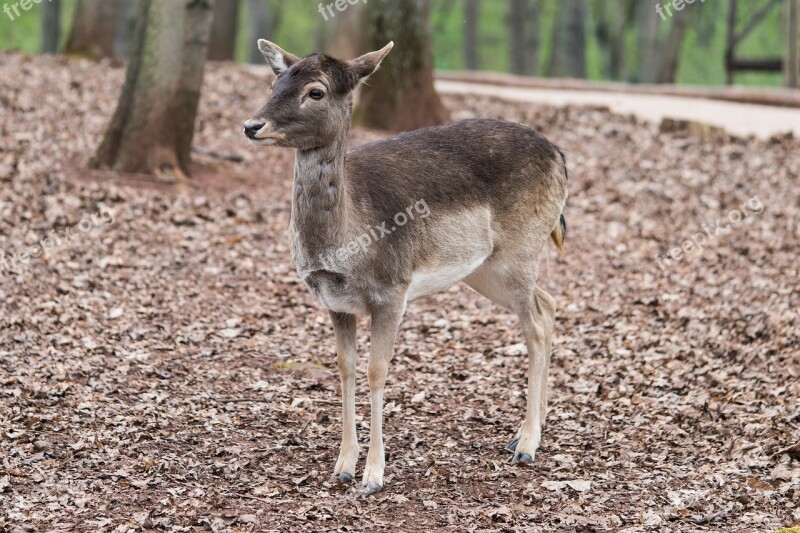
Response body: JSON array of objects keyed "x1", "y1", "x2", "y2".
[{"x1": 437, "y1": 80, "x2": 800, "y2": 139}]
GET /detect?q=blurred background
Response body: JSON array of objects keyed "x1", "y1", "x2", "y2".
[{"x1": 1, "y1": 0, "x2": 796, "y2": 88}]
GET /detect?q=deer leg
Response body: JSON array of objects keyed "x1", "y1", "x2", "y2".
[
  {"x1": 534, "y1": 286, "x2": 556, "y2": 426},
  {"x1": 330, "y1": 311, "x2": 359, "y2": 483},
  {"x1": 360, "y1": 301, "x2": 405, "y2": 496},
  {"x1": 510, "y1": 289, "x2": 552, "y2": 464}
]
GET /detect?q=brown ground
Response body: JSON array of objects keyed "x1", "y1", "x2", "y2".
[{"x1": 0, "y1": 52, "x2": 798, "y2": 532}]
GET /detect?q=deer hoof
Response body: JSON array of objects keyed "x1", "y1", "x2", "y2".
[
  {"x1": 335, "y1": 472, "x2": 354, "y2": 483},
  {"x1": 511, "y1": 452, "x2": 534, "y2": 464},
  {"x1": 359, "y1": 482, "x2": 383, "y2": 496},
  {"x1": 506, "y1": 437, "x2": 520, "y2": 453}
]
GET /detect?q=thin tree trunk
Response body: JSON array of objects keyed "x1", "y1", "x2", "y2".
[
  {"x1": 92, "y1": 0, "x2": 215, "y2": 180},
  {"x1": 208, "y1": 0, "x2": 240, "y2": 60},
  {"x1": 563, "y1": 0, "x2": 587, "y2": 78},
  {"x1": 545, "y1": 1, "x2": 566, "y2": 77},
  {"x1": 64, "y1": 0, "x2": 119, "y2": 59},
  {"x1": 636, "y1": 0, "x2": 660, "y2": 82},
  {"x1": 525, "y1": 0, "x2": 540, "y2": 76},
  {"x1": 608, "y1": 0, "x2": 626, "y2": 80},
  {"x1": 327, "y1": 1, "x2": 367, "y2": 59},
  {"x1": 464, "y1": 0, "x2": 479, "y2": 70},
  {"x1": 39, "y1": 0, "x2": 61, "y2": 54},
  {"x1": 509, "y1": 0, "x2": 526, "y2": 74},
  {"x1": 248, "y1": 0, "x2": 281, "y2": 63},
  {"x1": 356, "y1": 0, "x2": 449, "y2": 132},
  {"x1": 655, "y1": 7, "x2": 690, "y2": 83}
]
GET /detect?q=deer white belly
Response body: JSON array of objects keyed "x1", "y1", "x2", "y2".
[{"x1": 407, "y1": 254, "x2": 490, "y2": 300}]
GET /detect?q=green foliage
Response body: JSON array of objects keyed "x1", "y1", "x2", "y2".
[{"x1": 0, "y1": 0, "x2": 789, "y2": 87}]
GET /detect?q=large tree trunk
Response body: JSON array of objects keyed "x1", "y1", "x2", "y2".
[
  {"x1": 248, "y1": 0, "x2": 281, "y2": 63},
  {"x1": 355, "y1": 0, "x2": 450, "y2": 132},
  {"x1": 92, "y1": 0, "x2": 215, "y2": 181},
  {"x1": 39, "y1": 0, "x2": 62, "y2": 54},
  {"x1": 114, "y1": 0, "x2": 138, "y2": 58},
  {"x1": 207, "y1": 0, "x2": 240, "y2": 60},
  {"x1": 326, "y1": 1, "x2": 367, "y2": 59},
  {"x1": 64, "y1": 0, "x2": 119, "y2": 59},
  {"x1": 508, "y1": 0, "x2": 526, "y2": 74},
  {"x1": 464, "y1": 0, "x2": 479, "y2": 70},
  {"x1": 655, "y1": 7, "x2": 690, "y2": 83}
]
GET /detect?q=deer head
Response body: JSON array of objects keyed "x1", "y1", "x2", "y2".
[{"x1": 244, "y1": 40, "x2": 394, "y2": 150}]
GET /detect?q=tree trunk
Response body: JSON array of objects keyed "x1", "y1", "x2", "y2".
[
  {"x1": 544, "y1": 1, "x2": 566, "y2": 76},
  {"x1": 114, "y1": 0, "x2": 138, "y2": 58},
  {"x1": 92, "y1": 0, "x2": 215, "y2": 181},
  {"x1": 636, "y1": 0, "x2": 660, "y2": 82},
  {"x1": 64, "y1": 0, "x2": 119, "y2": 59},
  {"x1": 248, "y1": 0, "x2": 281, "y2": 63},
  {"x1": 39, "y1": 0, "x2": 61, "y2": 54},
  {"x1": 464, "y1": 0, "x2": 479, "y2": 70},
  {"x1": 327, "y1": 1, "x2": 367, "y2": 59},
  {"x1": 355, "y1": 0, "x2": 450, "y2": 132},
  {"x1": 655, "y1": 7, "x2": 690, "y2": 83},
  {"x1": 525, "y1": 0, "x2": 540, "y2": 76},
  {"x1": 508, "y1": 0, "x2": 526, "y2": 74},
  {"x1": 563, "y1": 0, "x2": 587, "y2": 78},
  {"x1": 208, "y1": 0, "x2": 239, "y2": 60}
]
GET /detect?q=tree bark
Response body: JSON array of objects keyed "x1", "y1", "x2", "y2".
[
  {"x1": 525, "y1": 0, "x2": 540, "y2": 76},
  {"x1": 114, "y1": 0, "x2": 138, "y2": 58},
  {"x1": 508, "y1": 0, "x2": 526, "y2": 75},
  {"x1": 208, "y1": 0, "x2": 240, "y2": 60},
  {"x1": 636, "y1": 0, "x2": 660, "y2": 82},
  {"x1": 248, "y1": 0, "x2": 281, "y2": 63},
  {"x1": 92, "y1": 0, "x2": 215, "y2": 181},
  {"x1": 355, "y1": 0, "x2": 450, "y2": 132},
  {"x1": 655, "y1": 7, "x2": 690, "y2": 83},
  {"x1": 544, "y1": 1, "x2": 566, "y2": 77},
  {"x1": 39, "y1": 0, "x2": 61, "y2": 54},
  {"x1": 464, "y1": 0, "x2": 479, "y2": 70},
  {"x1": 64, "y1": 0, "x2": 119, "y2": 59},
  {"x1": 563, "y1": 0, "x2": 587, "y2": 78}
]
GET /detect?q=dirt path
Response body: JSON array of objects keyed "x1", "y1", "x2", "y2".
[{"x1": 436, "y1": 80, "x2": 800, "y2": 139}]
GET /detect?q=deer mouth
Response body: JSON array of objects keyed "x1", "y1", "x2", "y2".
[{"x1": 251, "y1": 133, "x2": 285, "y2": 145}]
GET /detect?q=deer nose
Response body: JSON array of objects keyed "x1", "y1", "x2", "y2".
[{"x1": 243, "y1": 121, "x2": 265, "y2": 138}]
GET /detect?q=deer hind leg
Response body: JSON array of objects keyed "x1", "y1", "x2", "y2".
[
  {"x1": 465, "y1": 260, "x2": 556, "y2": 463},
  {"x1": 330, "y1": 311, "x2": 359, "y2": 483}
]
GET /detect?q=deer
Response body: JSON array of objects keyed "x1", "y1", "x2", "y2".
[{"x1": 244, "y1": 39, "x2": 569, "y2": 496}]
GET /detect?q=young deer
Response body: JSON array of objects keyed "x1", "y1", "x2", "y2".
[{"x1": 244, "y1": 40, "x2": 568, "y2": 495}]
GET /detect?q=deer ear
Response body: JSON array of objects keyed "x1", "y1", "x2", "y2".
[
  {"x1": 258, "y1": 39, "x2": 300, "y2": 76},
  {"x1": 349, "y1": 41, "x2": 394, "y2": 82}
]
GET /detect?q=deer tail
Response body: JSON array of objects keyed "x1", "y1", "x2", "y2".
[{"x1": 551, "y1": 213, "x2": 566, "y2": 255}]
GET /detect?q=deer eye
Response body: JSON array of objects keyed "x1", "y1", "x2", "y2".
[{"x1": 309, "y1": 88, "x2": 325, "y2": 100}]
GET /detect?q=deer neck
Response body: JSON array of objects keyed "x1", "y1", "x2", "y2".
[{"x1": 291, "y1": 131, "x2": 351, "y2": 254}]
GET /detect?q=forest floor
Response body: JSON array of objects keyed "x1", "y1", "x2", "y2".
[{"x1": 1, "y1": 52, "x2": 799, "y2": 532}]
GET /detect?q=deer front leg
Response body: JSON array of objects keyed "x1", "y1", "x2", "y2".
[
  {"x1": 330, "y1": 311, "x2": 359, "y2": 483},
  {"x1": 360, "y1": 301, "x2": 405, "y2": 496}
]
